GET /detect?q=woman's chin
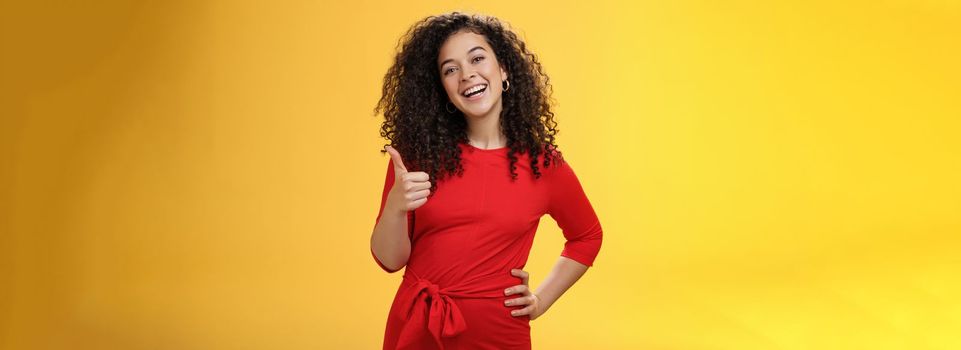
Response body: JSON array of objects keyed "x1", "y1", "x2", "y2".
[
  {"x1": 458, "y1": 101, "x2": 499, "y2": 119},
  {"x1": 462, "y1": 109, "x2": 491, "y2": 119}
]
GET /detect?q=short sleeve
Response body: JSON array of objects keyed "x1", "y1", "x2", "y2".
[
  {"x1": 547, "y1": 158, "x2": 603, "y2": 267},
  {"x1": 371, "y1": 158, "x2": 413, "y2": 273}
]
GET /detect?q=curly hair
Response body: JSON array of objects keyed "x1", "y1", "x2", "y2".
[{"x1": 376, "y1": 12, "x2": 562, "y2": 194}]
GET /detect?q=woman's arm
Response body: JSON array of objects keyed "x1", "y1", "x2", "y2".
[
  {"x1": 505, "y1": 157, "x2": 602, "y2": 318},
  {"x1": 504, "y1": 256, "x2": 588, "y2": 319},
  {"x1": 370, "y1": 204, "x2": 411, "y2": 272},
  {"x1": 370, "y1": 146, "x2": 431, "y2": 272},
  {"x1": 533, "y1": 256, "x2": 588, "y2": 315}
]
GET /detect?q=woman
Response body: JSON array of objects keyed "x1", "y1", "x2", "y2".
[{"x1": 370, "y1": 12, "x2": 603, "y2": 350}]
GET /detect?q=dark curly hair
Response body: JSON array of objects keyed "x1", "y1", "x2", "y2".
[{"x1": 376, "y1": 12, "x2": 562, "y2": 194}]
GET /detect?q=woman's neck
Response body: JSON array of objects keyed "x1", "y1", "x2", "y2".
[
  {"x1": 465, "y1": 101, "x2": 506, "y2": 149},
  {"x1": 466, "y1": 117, "x2": 506, "y2": 149}
]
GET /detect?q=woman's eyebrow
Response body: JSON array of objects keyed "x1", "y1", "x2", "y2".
[{"x1": 439, "y1": 46, "x2": 488, "y2": 67}]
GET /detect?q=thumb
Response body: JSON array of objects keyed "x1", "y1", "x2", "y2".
[{"x1": 384, "y1": 145, "x2": 408, "y2": 173}]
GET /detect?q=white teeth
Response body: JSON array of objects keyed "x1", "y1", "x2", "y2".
[{"x1": 462, "y1": 84, "x2": 487, "y2": 97}]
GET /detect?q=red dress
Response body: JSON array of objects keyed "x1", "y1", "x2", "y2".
[{"x1": 372, "y1": 142, "x2": 603, "y2": 350}]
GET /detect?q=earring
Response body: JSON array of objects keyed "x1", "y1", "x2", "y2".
[
  {"x1": 446, "y1": 101, "x2": 458, "y2": 114},
  {"x1": 502, "y1": 79, "x2": 510, "y2": 92}
]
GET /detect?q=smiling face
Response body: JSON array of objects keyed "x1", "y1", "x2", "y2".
[{"x1": 437, "y1": 30, "x2": 508, "y2": 119}]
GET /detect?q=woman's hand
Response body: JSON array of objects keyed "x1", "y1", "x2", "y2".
[
  {"x1": 504, "y1": 269, "x2": 544, "y2": 320},
  {"x1": 384, "y1": 145, "x2": 432, "y2": 212}
]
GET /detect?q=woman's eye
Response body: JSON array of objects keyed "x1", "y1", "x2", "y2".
[
  {"x1": 472, "y1": 56, "x2": 485, "y2": 63},
  {"x1": 444, "y1": 67, "x2": 456, "y2": 75}
]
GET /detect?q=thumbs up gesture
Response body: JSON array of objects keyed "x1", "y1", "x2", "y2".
[{"x1": 385, "y1": 145, "x2": 432, "y2": 212}]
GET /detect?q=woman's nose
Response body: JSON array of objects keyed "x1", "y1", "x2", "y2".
[{"x1": 461, "y1": 71, "x2": 476, "y2": 81}]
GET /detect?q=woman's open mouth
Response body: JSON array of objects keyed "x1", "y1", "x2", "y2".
[{"x1": 461, "y1": 84, "x2": 488, "y2": 101}]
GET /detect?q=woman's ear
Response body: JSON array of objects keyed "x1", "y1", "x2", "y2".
[{"x1": 499, "y1": 64, "x2": 508, "y2": 82}]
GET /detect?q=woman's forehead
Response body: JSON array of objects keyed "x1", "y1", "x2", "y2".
[{"x1": 438, "y1": 31, "x2": 492, "y2": 63}]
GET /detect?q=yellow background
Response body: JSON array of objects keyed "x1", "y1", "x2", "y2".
[{"x1": 2, "y1": 0, "x2": 959, "y2": 349}]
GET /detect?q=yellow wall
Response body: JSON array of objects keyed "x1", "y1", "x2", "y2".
[{"x1": 2, "y1": 1, "x2": 959, "y2": 349}]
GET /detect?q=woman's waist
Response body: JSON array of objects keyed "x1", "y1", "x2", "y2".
[{"x1": 400, "y1": 267, "x2": 521, "y2": 299}]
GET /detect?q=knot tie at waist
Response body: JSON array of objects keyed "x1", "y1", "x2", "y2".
[{"x1": 396, "y1": 268, "x2": 520, "y2": 350}]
